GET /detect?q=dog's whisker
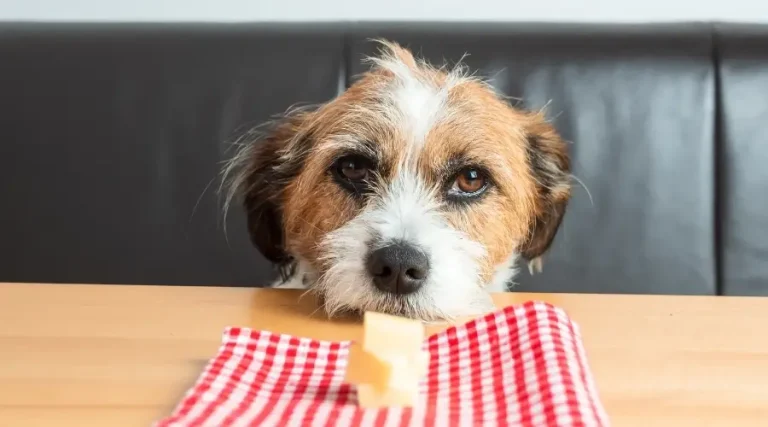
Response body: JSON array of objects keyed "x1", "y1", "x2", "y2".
[{"x1": 571, "y1": 174, "x2": 594, "y2": 207}]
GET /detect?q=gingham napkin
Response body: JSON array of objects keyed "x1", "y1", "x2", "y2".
[{"x1": 156, "y1": 301, "x2": 609, "y2": 427}]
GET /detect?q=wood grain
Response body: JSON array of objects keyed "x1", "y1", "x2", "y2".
[{"x1": 1, "y1": 283, "x2": 767, "y2": 426}]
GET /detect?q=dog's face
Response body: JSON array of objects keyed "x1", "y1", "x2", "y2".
[{"x1": 225, "y1": 42, "x2": 570, "y2": 320}]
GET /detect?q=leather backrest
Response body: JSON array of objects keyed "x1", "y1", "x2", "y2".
[
  {"x1": 0, "y1": 23, "x2": 344, "y2": 286},
  {"x1": 347, "y1": 23, "x2": 717, "y2": 294},
  {"x1": 0, "y1": 22, "x2": 744, "y2": 296},
  {"x1": 716, "y1": 24, "x2": 768, "y2": 296}
]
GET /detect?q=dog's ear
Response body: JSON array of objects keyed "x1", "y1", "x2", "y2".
[
  {"x1": 226, "y1": 112, "x2": 312, "y2": 268},
  {"x1": 520, "y1": 117, "x2": 571, "y2": 271}
]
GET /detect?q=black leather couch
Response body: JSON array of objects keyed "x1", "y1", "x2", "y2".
[{"x1": 1, "y1": 22, "x2": 765, "y2": 296}]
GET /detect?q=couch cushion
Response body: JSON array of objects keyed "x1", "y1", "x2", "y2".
[
  {"x1": 0, "y1": 23, "x2": 344, "y2": 286},
  {"x1": 716, "y1": 24, "x2": 768, "y2": 296},
  {"x1": 348, "y1": 23, "x2": 717, "y2": 294}
]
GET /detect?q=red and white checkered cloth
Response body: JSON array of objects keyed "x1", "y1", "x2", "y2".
[{"x1": 156, "y1": 301, "x2": 609, "y2": 427}]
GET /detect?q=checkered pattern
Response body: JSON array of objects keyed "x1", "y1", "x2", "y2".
[{"x1": 156, "y1": 301, "x2": 609, "y2": 427}]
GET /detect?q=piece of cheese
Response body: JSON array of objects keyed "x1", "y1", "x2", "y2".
[
  {"x1": 356, "y1": 383, "x2": 420, "y2": 409},
  {"x1": 345, "y1": 311, "x2": 430, "y2": 408},
  {"x1": 354, "y1": 350, "x2": 430, "y2": 408},
  {"x1": 344, "y1": 343, "x2": 392, "y2": 392},
  {"x1": 362, "y1": 311, "x2": 425, "y2": 355}
]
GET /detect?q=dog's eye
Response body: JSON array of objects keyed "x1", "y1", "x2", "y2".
[
  {"x1": 331, "y1": 154, "x2": 375, "y2": 196},
  {"x1": 451, "y1": 168, "x2": 488, "y2": 195},
  {"x1": 337, "y1": 156, "x2": 370, "y2": 181}
]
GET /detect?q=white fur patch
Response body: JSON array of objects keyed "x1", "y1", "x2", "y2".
[
  {"x1": 372, "y1": 55, "x2": 456, "y2": 154},
  {"x1": 272, "y1": 274, "x2": 305, "y2": 289},
  {"x1": 271, "y1": 258, "x2": 315, "y2": 289},
  {"x1": 488, "y1": 252, "x2": 520, "y2": 292},
  {"x1": 314, "y1": 169, "x2": 495, "y2": 320},
  {"x1": 391, "y1": 77, "x2": 448, "y2": 147}
]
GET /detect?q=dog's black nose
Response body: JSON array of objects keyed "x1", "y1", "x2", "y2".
[{"x1": 366, "y1": 242, "x2": 430, "y2": 295}]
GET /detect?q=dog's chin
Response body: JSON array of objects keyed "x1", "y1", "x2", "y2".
[{"x1": 313, "y1": 274, "x2": 495, "y2": 321}]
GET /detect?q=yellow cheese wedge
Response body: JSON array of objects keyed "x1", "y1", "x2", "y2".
[
  {"x1": 362, "y1": 311, "x2": 425, "y2": 355},
  {"x1": 344, "y1": 343, "x2": 392, "y2": 392},
  {"x1": 344, "y1": 311, "x2": 430, "y2": 408},
  {"x1": 356, "y1": 383, "x2": 420, "y2": 409}
]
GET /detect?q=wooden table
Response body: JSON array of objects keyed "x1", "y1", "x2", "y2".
[{"x1": 1, "y1": 283, "x2": 767, "y2": 426}]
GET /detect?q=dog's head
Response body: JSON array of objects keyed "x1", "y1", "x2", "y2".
[{"x1": 224, "y1": 41, "x2": 570, "y2": 320}]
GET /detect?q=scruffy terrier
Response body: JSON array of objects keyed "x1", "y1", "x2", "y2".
[{"x1": 223, "y1": 41, "x2": 570, "y2": 321}]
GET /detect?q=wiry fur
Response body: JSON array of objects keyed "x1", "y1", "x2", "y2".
[{"x1": 221, "y1": 40, "x2": 571, "y2": 320}]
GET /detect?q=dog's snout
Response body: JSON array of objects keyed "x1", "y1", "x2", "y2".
[{"x1": 366, "y1": 242, "x2": 430, "y2": 295}]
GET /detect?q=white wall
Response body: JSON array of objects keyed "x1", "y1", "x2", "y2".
[{"x1": 2, "y1": 0, "x2": 767, "y2": 23}]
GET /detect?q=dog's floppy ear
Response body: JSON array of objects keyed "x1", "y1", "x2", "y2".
[
  {"x1": 242, "y1": 134, "x2": 291, "y2": 266},
  {"x1": 224, "y1": 112, "x2": 313, "y2": 268},
  {"x1": 520, "y1": 117, "x2": 571, "y2": 271}
]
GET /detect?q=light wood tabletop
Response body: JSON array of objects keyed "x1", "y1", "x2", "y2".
[{"x1": 1, "y1": 283, "x2": 767, "y2": 426}]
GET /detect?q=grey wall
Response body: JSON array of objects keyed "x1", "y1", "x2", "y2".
[{"x1": 1, "y1": 0, "x2": 767, "y2": 22}]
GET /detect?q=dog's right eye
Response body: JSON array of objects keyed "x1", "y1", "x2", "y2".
[
  {"x1": 332, "y1": 154, "x2": 374, "y2": 194},
  {"x1": 336, "y1": 156, "x2": 370, "y2": 181}
]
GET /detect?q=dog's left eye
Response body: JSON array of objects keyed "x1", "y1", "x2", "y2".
[{"x1": 449, "y1": 167, "x2": 489, "y2": 198}]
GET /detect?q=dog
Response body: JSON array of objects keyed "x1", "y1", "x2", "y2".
[{"x1": 222, "y1": 41, "x2": 571, "y2": 321}]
